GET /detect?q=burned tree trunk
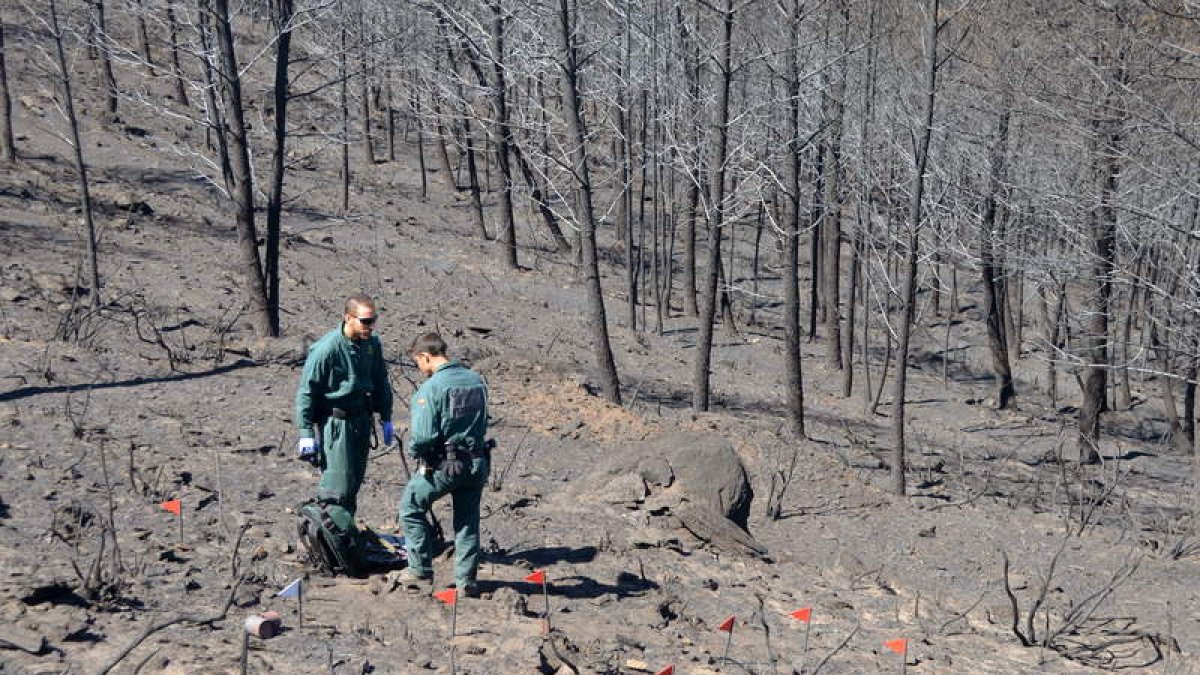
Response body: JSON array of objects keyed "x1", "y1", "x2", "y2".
[
  {"x1": 558, "y1": 0, "x2": 621, "y2": 404},
  {"x1": 263, "y1": 0, "x2": 293, "y2": 334},
  {"x1": 692, "y1": 0, "x2": 734, "y2": 412},
  {"x1": 49, "y1": 0, "x2": 101, "y2": 308},
  {"x1": 1077, "y1": 98, "x2": 1122, "y2": 465},
  {"x1": 890, "y1": 0, "x2": 941, "y2": 496},
  {"x1": 211, "y1": 0, "x2": 273, "y2": 336},
  {"x1": 981, "y1": 106, "x2": 1015, "y2": 409}
]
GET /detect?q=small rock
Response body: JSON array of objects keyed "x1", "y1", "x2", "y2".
[
  {"x1": 0, "y1": 287, "x2": 26, "y2": 303},
  {"x1": 833, "y1": 551, "x2": 869, "y2": 588},
  {"x1": 368, "y1": 576, "x2": 387, "y2": 595},
  {"x1": 492, "y1": 587, "x2": 528, "y2": 616},
  {"x1": 600, "y1": 473, "x2": 647, "y2": 507},
  {"x1": 234, "y1": 585, "x2": 260, "y2": 608},
  {"x1": 0, "y1": 624, "x2": 46, "y2": 654}
]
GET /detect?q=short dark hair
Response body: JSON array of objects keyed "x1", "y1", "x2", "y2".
[
  {"x1": 345, "y1": 295, "x2": 375, "y2": 316},
  {"x1": 409, "y1": 332, "x2": 447, "y2": 357}
]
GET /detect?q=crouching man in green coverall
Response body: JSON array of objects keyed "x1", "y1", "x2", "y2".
[
  {"x1": 399, "y1": 333, "x2": 489, "y2": 596},
  {"x1": 295, "y1": 296, "x2": 395, "y2": 518}
]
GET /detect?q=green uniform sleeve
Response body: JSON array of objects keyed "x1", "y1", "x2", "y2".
[
  {"x1": 408, "y1": 380, "x2": 439, "y2": 458},
  {"x1": 294, "y1": 341, "x2": 329, "y2": 438}
]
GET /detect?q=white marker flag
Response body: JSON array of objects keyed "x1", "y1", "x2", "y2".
[{"x1": 277, "y1": 578, "x2": 302, "y2": 599}]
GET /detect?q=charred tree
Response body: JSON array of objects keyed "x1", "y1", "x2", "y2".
[
  {"x1": 211, "y1": 0, "x2": 273, "y2": 336},
  {"x1": 91, "y1": 0, "x2": 118, "y2": 117},
  {"x1": 0, "y1": 18, "x2": 14, "y2": 162},
  {"x1": 166, "y1": 0, "x2": 189, "y2": 105},
  {"x1": 1077, "y1": 84, "x2": 1123, "y2": 466},
  {"x1": 558, "y1": 0, "x2": 621, "y2": 404},
  {"x1": 490, "y1": 0, "x2": 519, "y2": 268},
  {"x1": 782, "y1": 0, "x2": 808, "y2": 437},
  {"x1": 890, "y1": 0, "x2": 941, "y2": 496},
  {"x1": 48, "y1": 0, "x2": 101, "y2": 308},
  {"x1": 981, "y1": 105, "x2": 1016, "y2": 409},
  {"x1": 692, "y1": 0, "x2": 734, "y2": 412},
  {"x1": 263, "y1": 0, "x2": 294, "y2": 335},
  {"x1": 821, "y1": 0, "x2": 849, "y2": 371}
]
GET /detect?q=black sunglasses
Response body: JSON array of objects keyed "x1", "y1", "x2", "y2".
[{"x1": 356, "y1": 316, "x2": 377, "y2": 325}]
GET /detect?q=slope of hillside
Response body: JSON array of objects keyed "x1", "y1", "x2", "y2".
[{"x1": 1, "y1": 15, "x2": 1198, "y2": 675}]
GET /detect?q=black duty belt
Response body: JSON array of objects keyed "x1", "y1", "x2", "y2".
[
  {"x1": 424, "y1": 441, "x2": 492, "y2": 466},
  {"x1": 330, "y1": 407, "x2": 369, "y2": 419}
]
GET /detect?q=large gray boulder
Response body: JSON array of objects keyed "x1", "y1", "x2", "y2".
[{"x1": 585, "y1": 432, "x2": 764, "y2": 556}]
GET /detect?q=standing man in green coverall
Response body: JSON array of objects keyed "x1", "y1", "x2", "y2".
[
  {"x1": 295, "y1": 296, "x2": 394, "y2": 518},
  {"x1": 399, "y1": 333, "x2": 490, "y2": 596}
]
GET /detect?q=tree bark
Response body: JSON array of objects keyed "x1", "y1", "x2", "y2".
[
  {"x1": 618, "y1": 3, "x2": 635, "y2": 328},
  {"x1": 490, "y1": 0, "x2": 519, "y2": 268},
  {"x1": 359, "y1": 9, "x2": 375, "y2": 166},
  {"x1": 432, "y1": 95, "x2": 458, "y2": 193},
  {"x1": 558, "y1": 0, "x2": 621, "y2": 405},
  {"x1": 782, "y1": 0, "x2": 807, "y2": 437},
  {"x1": 134, "y1": 0, "x2": 155, "y2": 76},
  {"x1": 675, "y1": 5, "x2": 700, "y2": 318},
  {"x1": 211, "y1": 0, "x2": 273, "y2": 336},
  {"x1": 410, "y1": 92, "x2": 428, "y2": 198},
  {"x1": 1077, "y1": 88, "x2": 1122, "y2": 465},
  {"x1": 692, "y1": 0, "x2": 734, "y2": 413},
  {"x1": 338, "y1": 16, "x2": 350, "y2": 212},
  {"x1": 50, "y1": 0, "x2": 101, "y2": 309},
  {"x1": 91, "y1": 0, "x2": 118, "y2": 117},
  {"x1": 981, "y1": 106, "x2": 1015, "y2": 409},
  {"x1": 386, "y1": 73, "x2": 396, "y2": 162},
  {"x1": 196, "y1": 0, "x2": 232, "y2": 193},
  {"x1": 264, "y1": 0, "x2": 293, "y2": 336},
  {"x1": 821, "y1": 0, "x2": 849, "y2": 371},
  {"x1": 166, "y1": 0, "x2": 189, "y2": 106},
  {"x1": 890, "y1": 0, "x2": 940, "y2": 496},
  {"x1": 0, "y1": 18, "x2": 15, "y2": 162}
]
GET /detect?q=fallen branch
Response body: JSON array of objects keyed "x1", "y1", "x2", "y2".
[
  {"x1": 811, "y1": 622, "x2": 860, "y2": 675},
  {"x1": 92, "y1": 575, "x2": 245, "y2": 675}
]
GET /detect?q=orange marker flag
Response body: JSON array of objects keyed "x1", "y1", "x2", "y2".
[
  {"x1": 160, "y1": 499, "x2": 181, "y2": 516},
  {"x1": 790, "y1": 607, "x2": 812, "y2": 622},
  {"x1": 884, "y1": 638, "x2": 908, "y2": 655},
  {"x1": 434, "y1": 589, "x2": 458, "y2": 605},
  {"x1": 716, "y1": 615, "x2": 736, "y2": 632},
  {"x1": 655, "y1": 666, "x2": 674, "y2": 675},
  {"x1": 524, "y1": 569, "x2": 546, "y2": 585}
]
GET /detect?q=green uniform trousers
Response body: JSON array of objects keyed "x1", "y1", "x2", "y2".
[
  {"x1": 400, "y1": 455, "x2": 489, "y2": 586},
  {"x1": 317, "y1": 415, "x2": 372, "y2": 515}
]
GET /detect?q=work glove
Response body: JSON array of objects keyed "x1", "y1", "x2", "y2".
[
  {"x1": 381, "y1": 421, "x2": 395, "y2": 446},
  {"x1": 443, "y1": 451, "x2": 464, "y2": 478},
  {"x1": 297, "y1": 437, "x2": 320, "y2": 466}
]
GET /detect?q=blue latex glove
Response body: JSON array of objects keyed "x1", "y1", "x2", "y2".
[
  {"x1": 297, "y1": 437, "x2": 320, "y2": 465},
  {"x1": 381, "y1": 421, "x2": 395, "y2": 446}
]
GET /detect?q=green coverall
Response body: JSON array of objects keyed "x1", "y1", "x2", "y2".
[
  {"x1": 295, "y1": 325, "x2": 393, "y2": 516},
  {"x1": 401, "y1": 361, "x2": 489, "y2": 588}
]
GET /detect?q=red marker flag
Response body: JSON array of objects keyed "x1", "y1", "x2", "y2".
[
  {"x1": 884, "y1": 638, "x2": 907, "y2": 655},
  {"x1": 716, "y1": 615, "x2": 736, "y2": 632},
  {"x1": 790, "y1": 607, "x2": 812, "y2": 622},
  {"x1": 524, "y1": 569, "x2": 546, "y2": 585},
  {"x1": 160, "y1": 499, "x2": 181, "y2": 516},
  {"x1": 655, "y1": 666, "x2": 674, "y2": 675},
  {"x1": 434, "y1": 589, "x2": 458, "y2": 606}
]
